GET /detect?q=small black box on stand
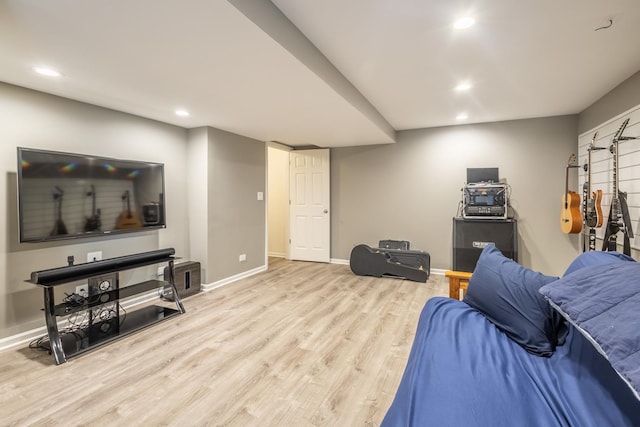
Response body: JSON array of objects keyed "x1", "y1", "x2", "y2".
[
  {"x1": 378, "y1": 240, "x2": 410, "y2": 250},
  {"x1": 164, "y1": 261, "x2": 201, "y2": 299}
]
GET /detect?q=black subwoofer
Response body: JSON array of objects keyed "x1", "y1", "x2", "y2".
[
  {"x1": 164, "y1": 261, "x2": 201, "y2": 299},
  {"x1": 453, "y1": 218, "x2": 518, "y2": 272}
]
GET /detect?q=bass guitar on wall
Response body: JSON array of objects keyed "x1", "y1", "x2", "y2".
[
  {"x1": 560, "y1": 154, "x2": 582, "y2": 234},
  {"x1": 582, "y1": 132, "x2": 604, "y2": 250},
  {"x1": 583, "y1": 132, "x2": 603, "y2": 228}
]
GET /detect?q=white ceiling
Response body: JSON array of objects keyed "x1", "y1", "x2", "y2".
[{"x1": 1, "y1": 0, "x2": 639, "y2": 148}]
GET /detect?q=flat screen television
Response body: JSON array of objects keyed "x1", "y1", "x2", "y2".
[
  {"x1": 17, "y1": 147, "x2": 166, "y2": 243},
  {"x1": 466, "y1": 167, "x2": 499, "y2": 184}
]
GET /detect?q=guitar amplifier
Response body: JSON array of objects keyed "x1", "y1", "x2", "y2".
[
  {"x1": 143, "y1": 203, "x2": 160, "y2": 225},
  {"x1": 453, "y1": 218, "x2": 518, "y2": 272}
]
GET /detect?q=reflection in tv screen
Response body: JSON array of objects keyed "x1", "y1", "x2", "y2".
[{"x1": 17, "y1": 147, "x2": 166, "y2": 243}]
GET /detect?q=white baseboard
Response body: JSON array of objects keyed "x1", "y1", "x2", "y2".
[
  {"x1": 201, "y1": 264, "x2": 267, "y2": 292},
  {"x1": 0, "y1": 326, "x2": 47, "y2": 352}
]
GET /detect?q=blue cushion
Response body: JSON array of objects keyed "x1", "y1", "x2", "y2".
[
  {"x1": 540, "y1": 261, "x2": 640, "y2": 400},
  {"x1": 563, "y1": 251, "x2": 635, "y2": 276},
  {"x1": 463, "y1": 245, "x2": 566, "y2": 356}
]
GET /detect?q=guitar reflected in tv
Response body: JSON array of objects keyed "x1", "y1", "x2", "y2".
[
  {"x1": 115, "y1": 190, "x2": 142, "y2": 229},
  {"x1": 84, "y1": 184, "x2": 102, "y2": 232}
]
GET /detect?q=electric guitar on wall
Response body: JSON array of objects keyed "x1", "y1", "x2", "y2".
[
  {"x1": 583, "y1": 132, "x2": 603, "y2": 229},
  {"x1": 560, "y1": 154, "x2": 582, "y2": 234},
  {"x1": 603, "y1": 118, "x2": 635, "y2": 253}
]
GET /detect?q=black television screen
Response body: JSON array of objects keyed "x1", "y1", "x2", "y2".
[
  {"x1": 17, "y1": 147, "x2": 166, "y2": 243},
  {"x1": 466, "y1": 167, "x2": 499, "y2": 184}
]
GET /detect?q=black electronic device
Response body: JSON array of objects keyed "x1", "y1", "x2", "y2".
[
  {"x1": 142, "y1": 202, "x2": 161, "y2": 225},
  {"x1": 163, "y1": 261, "x2": 201, "y2": 299},
  {"x1": 463, "y1": 184, "x2": 507, "y2": 219},
  {"x1": 466, "y1": 167, "x2": 499, "y2": 184},
  {"x1": 378, "y1": 240, "x2": 410, "y2": 250},
  {"x1": 17, "y1": 147, "x2": 166, "y2": 243}
]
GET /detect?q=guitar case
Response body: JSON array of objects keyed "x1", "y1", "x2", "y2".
[
  {"x1": 378, "y1": 240, "x2": 410, "y2": 250},
  {"x1": 349, "y1": 244, "x2": 430, "y2": 283}
]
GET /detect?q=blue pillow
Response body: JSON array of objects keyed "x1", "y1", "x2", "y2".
[
  {"x1": 463, "y1": 245, "x2": 566, "y2": 357},
  {"x1": 563, "y1": 251, "x2": 635, "y2": 276},
  {"x1": 540, "y1": 261, "x2": 640, "y2": 400}
]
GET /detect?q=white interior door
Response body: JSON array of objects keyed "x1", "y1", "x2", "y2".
[{"x1": 289, "y1": 149, "x2": 330, "y2": 262}]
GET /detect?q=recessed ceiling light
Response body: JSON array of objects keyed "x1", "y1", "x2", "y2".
[
  {"x1": 33, "y1": 66, "x2": 61, "y2": 77},
  {"x1": 453, "y1": 17, "x2": 475, "y2": 30},
  {"x1": 455, "y1": 82, "x2": 472, "y2": 91},
  {"x1": 175, "y1": 109, "x2": 190, "y2": 117},
  {"x1": 456, "y1": 112, "x2": 469, "y2": 121}
]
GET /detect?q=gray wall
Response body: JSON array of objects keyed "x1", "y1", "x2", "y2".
[
  {"x1": 0, "y1": 82, "x2": 190, "y2": 338},
  {"x1": 331, "y1": 115, "x2": 580, "y2": 276},
  {"x1": 579, "y1": 71, "x2": 640, "y2": 134},
  {"x1": 207, "y1": 127, "x2": 266, "y2": 281},
  {"x1": 0, "y1": 83, "x2": 267, "y2": 340}
]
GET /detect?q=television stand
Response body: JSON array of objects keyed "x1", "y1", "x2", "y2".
[{"x1": 28, "y1": 248, "x2": 185, "y2": 364}]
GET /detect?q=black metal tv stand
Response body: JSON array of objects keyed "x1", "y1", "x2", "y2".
[{"x1": 28, "y1": 248, "x2": 185, "y2": 364}]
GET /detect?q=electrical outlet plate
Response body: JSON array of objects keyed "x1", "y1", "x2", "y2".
[
  {"x1": 87, "y1": 251, "x2": 103, "y2": 262},
  {"x1": 75, "y1": 284, "x2": 88, "y2": 297},
  {"x1": 239, "y1": 254, "x2": 247, "y2": 262}
]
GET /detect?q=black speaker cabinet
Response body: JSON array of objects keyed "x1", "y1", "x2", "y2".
[
  {"x1": 164, "y1": 261, "x2": 201, "y2": 299},
  {"x1": 87, "y1": 273, "x2": 119, "y2": 342},
  {"x1": 453, "y1": 218, "x2": 518, "y2": 272}
]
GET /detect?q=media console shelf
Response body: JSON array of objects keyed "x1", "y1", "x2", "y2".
[{"x1": 28, "y1": 248, "x2": 185, "y2": 365}]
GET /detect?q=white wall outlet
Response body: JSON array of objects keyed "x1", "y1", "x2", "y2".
[
  {"x1": 75, "y1": 284, "x2": 88, "y2": 298},
  {"x1": 257, "y1": 191, "x2": 264, "y2": 201},
  {"x1": 87, "y1": 251, "x2": 103, "y2": 262},
  {"x1": 239, "y1": 254, "x2": 247, "y2": 262}
]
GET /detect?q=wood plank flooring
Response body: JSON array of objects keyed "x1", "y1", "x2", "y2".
[{"x1": 1, "y1": 258, "x2": 447, "y2": 426}]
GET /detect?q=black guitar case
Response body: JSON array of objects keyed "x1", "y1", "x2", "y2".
[{"x1": 349, "y1": 244, "x2": 430, "y2": 283}]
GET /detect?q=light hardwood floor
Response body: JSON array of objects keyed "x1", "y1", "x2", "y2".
[{"x1": 1, "y1": 258, "x2": 447, "y2": 426}]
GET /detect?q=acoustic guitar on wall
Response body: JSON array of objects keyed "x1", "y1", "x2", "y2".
[
  {"x1": 115, "y1": 190, "x2": 142, "y2": 229},
  {"x1": 560, "y1": 154, "x2": 582, "y2": 234}
]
